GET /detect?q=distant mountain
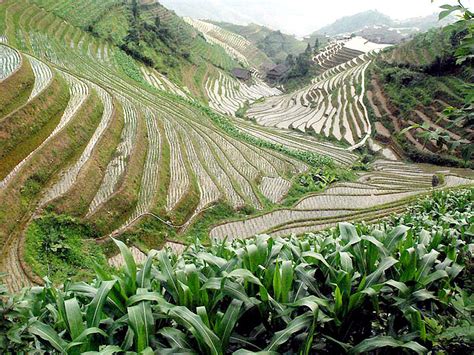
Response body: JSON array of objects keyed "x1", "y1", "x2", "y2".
[
  {"x1": 316, "y1": 10, "x2": 394, "y2": 36},
  {"x1": 311, "y1": 10, "x2": 453, "y2": 44}
]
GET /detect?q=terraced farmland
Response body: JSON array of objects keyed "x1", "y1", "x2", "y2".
[
  {"x1": 0, "y1": 0, "x2": 308, "y2": 291},
  {"x1": 184, "y1": 17, "x2": 273, "y2": 70},
  {"x1": 245, "y1": 37, "x2": 391, "y2": 150},
  {"x1": 210, "y1": 159, "x2": 473, "y2": 239},
  {"x1": 205, "y1": 70, "x2": 281, "y2": 116},
  {"x1": 369, "y1": 27, "x2": 474, "y2": 166},
  {"x1": 0, "y1": 44, "x2": 21, "y2": 80}
]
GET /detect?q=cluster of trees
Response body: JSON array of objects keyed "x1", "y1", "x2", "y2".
[
  {"x1": 284, "y1": 41, "x2": 316, "y2": 79},
  {"x1": 121, "y1": 0, "x2": 189, "y2": 69}
]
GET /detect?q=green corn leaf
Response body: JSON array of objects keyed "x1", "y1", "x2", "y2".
[
  {"x1": 127, "y1": 291, "x2": 166, "y2": 306},
  {"x1": 361, "y1": 235, "x2": 388, "y2": 256},
  {"x1": 128, "y1": 302, "x2": 152, "y2": 352},
  {"x1": 385, "y1": 280, "x2": 409, "y2": 294},
  {"x1": 273, "y1": 262, "x2": 281, "y2": 301},
  {"x1": 157, "y1": 250, "x2": 181, "y2": 302},
  {"x1": 302, "y1": 251, "x2": 332, "y2": 270},
  {"x1": 289, "y1": 295, "x2": 328, "y2": 312},
  {"x1": 159, "y1": 327, "x2": 193, "y2": 349},
  {"x1": 228, "y1": 269, "x2": 263, "y2": 286},
  {"x1": 339, "y1": 223, "x2": 359, "y2": 242},
  {"x1": 339, "y1": 252, "x2": 353, "y2": 273},
  {"x1": 73, "y1": 327, "x2": 108, "y2": 343},
  {"x1": 348, "y1": 335, "x2": 427, "y2": 354},
  {"x1": 112, "y1": 238, "x2": 137, "y2": 292},
  {"x1": 197, "y1": 252, "x2": 227, "y2": 268},
  {"x1": 246, "y1": 244, "x2": 260, "y2": 273},
  {"x1": 438, "y1": 325, "x2": 474, "y2": 341},
  {"x1": 334, "y1": 285, "x2": 343, "y2": 314},
  {"x1": 280, "y1": 260, "x2": 293, "y2": 303},
  {"x1": 185, "y1": 264, "x2": 200, "y2": 302},
  {"x1": 409, "y1": 310, "x2": 426, "y2": 341},
  {"x1": 197, "y1": 306, "x2": 211, "y2": 328},
  {"x1": 420, "y1": 269, "x2": 448, "y2": 286},
  {"x1": 64, "y1": 297, "x2": 86, "y2": 340},
  {"x1": 69, "y1": 281, "x2": 126, "y2": 314},
  {"x1": 265, "y1": 312, "x2": 313, "y2": 351},
  {"x1": 365, "y1": 257, "x2": 398, "y2": 288},
  {"x1": 416, "y1": 250, "x2": 440, "y2": 281},
  {"x1": 412, "y1": 289, "x2": 436, "y2": 301},
  {"x1": 137, "y1": 250, "x2": 157, "y2": 288},
  {"x1": 82, "y1": 345, "x2": 123, "y2": 354},
  {"x1": 86, "y1": 280, "x2": 116, "y2": 328},
  {"x1": 56, "y1": 292, "x2": 68, "y2": 331},
  {"x1": 216, "y1": 299, "x2": 243, "y2": 348},
  {"x1": 29, "y1": 321, "x2": 67, "y2": 353},
  {"x1": 165, "y1": 305, "x2": 222, "y2": 355},
  {"x1": 384, "y1": 226, "x2": 409, "y2": 252}
]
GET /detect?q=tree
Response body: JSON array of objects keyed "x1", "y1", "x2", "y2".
[
  {"x1": 285, "y1": 54, "x2": 295, "y2": 67},
  {"x1": 305, "y1": 43, "x2": 312, "y2": 56},
  {"x1": 314, "y1": 38, "x2": 320, "y2": 51}
]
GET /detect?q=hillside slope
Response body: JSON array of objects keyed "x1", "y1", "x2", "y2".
[
  {"x1": 368, "y1": 26, "x2": 473, "y2": 167},
  {"x1": 29, "y1": 0, "x2": 241, "y2": 96},
  {"x1": 210, "y1": 22, "x2": 308, "y2": 63}
]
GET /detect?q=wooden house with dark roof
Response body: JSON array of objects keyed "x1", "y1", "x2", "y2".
[
  {"x1": 266, "y1": 64, "x2": 289, "y2": 81},
  {"x1": 231, "y1": 68, "x2": 252, "y2": 81}
]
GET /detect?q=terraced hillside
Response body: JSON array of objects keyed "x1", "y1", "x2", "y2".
[
  {"x1": 246, "y1": 38, "x2": 389, "y2": 149},
  {"x1": 369, "y1": 27, "x2": 474, "y2": 167},
  {"x1": 29, "y1": 0, "x2": 241, "y2": 94},
  {"x1": 204, "y1": 68, "x2": 281, "y2": 116},
  {"x1": 0, "y1": 0, "x2": 472, "y2": 295},
  {"x1": 211, "y1": 160, "x2": 473, "y2": 239},
  {"x1": 183, "y1": 17, "x2": 274, "y2": 71},
  {"x1": 209, "y1": 21, "x2": 309, "y2": 63},
  {"x1": 0, "y1": 0, "x2": 313, "y2": 291}
]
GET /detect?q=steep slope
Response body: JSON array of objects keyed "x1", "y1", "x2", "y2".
[
  {"x1": 0, "y1": 0, "x2": 316, "y2": 291},
  {"x1": 29, "y1": 0, "x2": 241, "y2": 96},
  {"x1": 246, "y1": 37, "x2": 390, "y2": 149},
  {"x1": 183, "y1": 17, "x2": 274, "y2": 70},
  {"x1": 369, "y1": 26, "x2": 473, "y2": 167}
]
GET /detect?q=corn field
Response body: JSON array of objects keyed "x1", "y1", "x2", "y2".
[{"x1": 0, "y1": 188, "x2": 472, "y2": 354}]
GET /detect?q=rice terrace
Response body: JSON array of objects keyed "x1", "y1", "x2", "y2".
[{"x1": 0, "y1": 0, "x2": 473, "y2": 353}]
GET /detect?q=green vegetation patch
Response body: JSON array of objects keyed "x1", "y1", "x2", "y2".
[
  {"x1": 24, "y1": 213, "x2": 107, "y2": 283},
  {"x1": 0, "y1": 53, "x2": 35, "y2": 119},
  {"x1": 283, "y1": 167, "x2": 356, "y2": 206}
]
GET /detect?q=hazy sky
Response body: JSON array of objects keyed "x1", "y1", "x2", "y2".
[{"x1": 161, "y1": 0, "x2": 474, "y2": 36}]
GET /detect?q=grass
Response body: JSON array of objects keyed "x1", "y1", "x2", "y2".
[
  {"x1": 24, "y1": 213, "x2": 108, "y2": 283},
  {"x1": 0, "y1": 90, "x2": 103, "y2": 250},
  {"x1": 89, "y1": 111, "x2": 148, "y2": 236},
  {"x1": 0, "y1": 73, "x2": 70, "y2": 180},
  {"x1": 0, "y1": 52, "x2": 34, "y2": 118}
]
